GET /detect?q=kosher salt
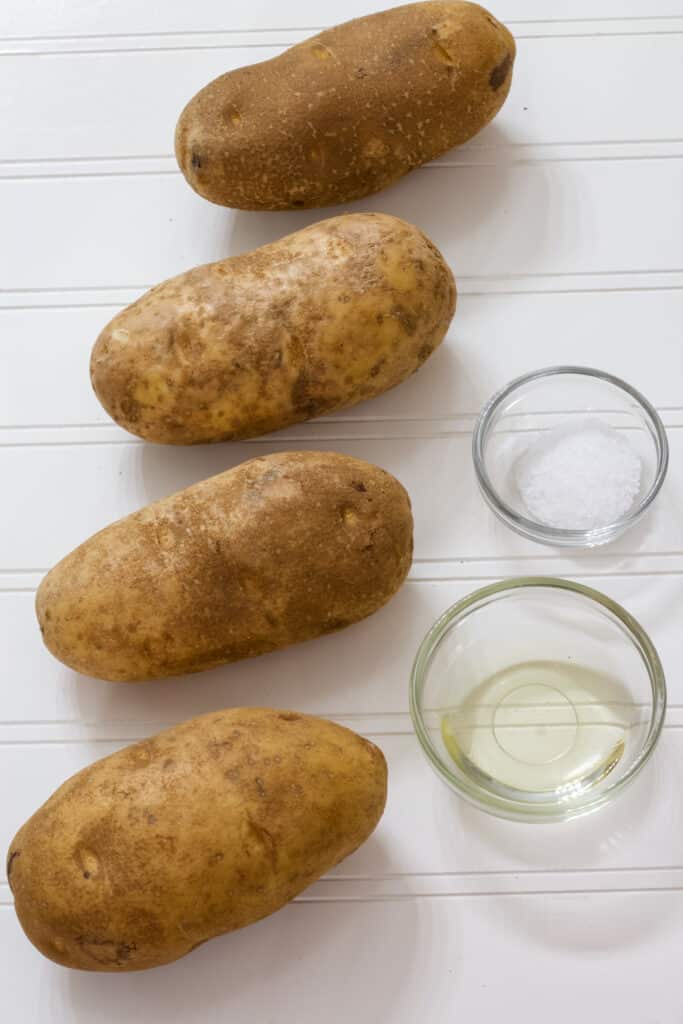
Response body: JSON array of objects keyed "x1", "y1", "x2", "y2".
[{"x1": 515, "y1": 417, "x2": 642, "y2": 530}]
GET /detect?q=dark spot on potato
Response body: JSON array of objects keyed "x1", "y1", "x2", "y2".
[
  {"x1": 246, "y1": 817, "x2": 278, "y2": 869},
  {"x1": 208, "y1": 739, "x2": 234, "y2": 757},
  {"x1": 355, "y1": 66, "x2": 368, "y2": 79},
  {"x1": 191, "y1": 150, "x2": 203, "y2": 170},
  {"x1": 76, "y1": 936, "x2": 137, "y2": 967},
  {"x1": 325, "y1": 618, "x2": 351, "y2": 632},
  {"x1": 417, "y1": 343, "x2": 432, "y2": 362},
  {"x1": 225, "y1": 767, "x2": 241, "y2": 782},
  {"x1": 7, "y1": 850, "x2": 20, "y2": 882},
  {"x1": 291, "y1": 199, "x2": 305, "y2": 208},
  {"x1": 255, "y1": 777, "x2": 266, "y2": 798},
  {"x1": 392, "y1": 306, "x2": 418, "y2": 335},
  {"x1": 352, "y1": 481, "x2": 367, "y2": 492},
  {"x1": 146, "y1": 813, "x2": 157, "y2": 825},
  {"x1": 291, "y1": 369, "x2": 317, "y2": 414},
  {"x1": 44, "y1": 609, "x2": 52, "y2": 621},
  {"x1": 490, "y1": 53, "x2": 512, "y2": 90},
  {"x1": 83, "y1": 871, "x2": 91, "y2": 880},
  {"x1": 162, "y1": 759, "x2": 175, "y2": 772},
  {"x1": 278, "y1": 712, "x2": 301, "y2": 722},
  {"x1": 208, "y1": 851, "x2": 225, "y2": 866}
]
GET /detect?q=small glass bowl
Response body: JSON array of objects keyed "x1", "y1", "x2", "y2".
[
  {"x1": 472, "y1": 366, "x2": 669, "y2": 547},
  {"x1": 410, "y1": 578, "x2": 666, "y2": 823}
]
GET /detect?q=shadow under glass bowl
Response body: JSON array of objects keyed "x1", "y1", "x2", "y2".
[
  {"x1": 410, "y1": 578, "x2": 666, "y2": 823},
  {"x1": 472, "y1": 366, "x2": 669, "y2": 548}
]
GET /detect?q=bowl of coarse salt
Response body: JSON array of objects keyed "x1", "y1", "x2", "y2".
[{"x1": 472, "y1": 366, "x2": 669, "y2": 548}]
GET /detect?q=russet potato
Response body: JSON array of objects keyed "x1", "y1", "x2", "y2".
[
  {"x1": 36, "y1": 451, "x2": 413, "y2": 682},
  {"x1": 90, "y1": 213, "x2": 455, "y2": 445},
  {"x1": 175, "y1": 1, "x2": 515, "y2": 210},
  {"x1": 7, "y1": 709, "x2": 387, "y2": 971}
]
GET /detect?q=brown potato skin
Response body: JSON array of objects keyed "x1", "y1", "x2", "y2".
[
  {"x1": 36, "y1": 451, "x2": 413, "y2": 682},
  {"x1": 7, "y1": 708, "x2": 388, "y2": 972},
  {"x1": 175, "y1": 1, "x2": 515, "y2": 210},
  {"x1": 90, "y1": 213, "x2": 456, "y2": 445}
]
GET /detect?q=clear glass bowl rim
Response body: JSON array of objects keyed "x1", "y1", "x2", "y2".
[
  {"x1": 409, "y1": 576, "x2": 667, "y2": 822},
  {"x1": 472, "y1": 365, "x2": 670, "y2": 545}
]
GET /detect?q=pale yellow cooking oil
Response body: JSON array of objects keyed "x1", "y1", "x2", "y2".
[{"x1": 440, "y1": 660, "x2": 632, "y2": 800}]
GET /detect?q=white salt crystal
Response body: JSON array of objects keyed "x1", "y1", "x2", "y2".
[{"x1": 515, "y1": 417, "x2": 642, "y2": 530}]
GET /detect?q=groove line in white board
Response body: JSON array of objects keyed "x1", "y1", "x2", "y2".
[
  {"x1": 295, "y1": 886, "x2": 683, "y2": 902},
  {"x1": 4, "y1": 283, "x2": 683, "y2": 310},
  {"x1": 0, "y1": 170, "x2": 180, "y2": 181},
  {"x1": 3, "y1": 733, "x2": 683, "y2": 749},
  {"x1": 4, "y1": 874, "x2": 683, "y2": 906},
  {"x1": 310, "y1": 865, "x2": 683, "y2": 878},
  {"x1": 5, "y1": 552, "x2": 683, "y2": 573},
  {"x1": 3, "y1": 15, "x2": 682, "y2": 43},
  {"x1": 0, "y1": 888, "x2": 680, "y2": 906},
  {"x1": 3, "y1": 18, "x2": 683, "y2": 51},
  {"x1": 452, "y1": 267, "x2": 683, "y2": 281},
  {"x1": 0, "y1": 284, "x2": 150, "y2": 293},
  {"x1": 410, "y1": 569, "x2": 683, "y2": 583},
  {"x1": 1, "y1": 427, "x2": 680, "y2": 448},
  {"x1": 464, "y1": 285, "x2": 683, "y2": 296},
  {"x1": 7, "y1": 152, "x2": 683, "y2": 181},
  {"x1": 5, "y1": 29, "x2": 683, "y2": 57},
  {"x1": 1, "y1": 707, "x2": 681, "y2": 730},
  {"x1": 5, "y1": 14, "x2": 683, "y2": 43},
  {"x1": 0, "y1": 153, "x2": 171, "y2": 165},
  {"x1": 10, "y1": 566, "x2": 683, "y2": 591},
  {"x1": 4, "y1": 138, "x2": 683, "y2": 167},
  {"x1": 6, "y1": 409, "x2": 680, "y2": 430},
  {"x1": 4, "y1": 404, "x2": 683, "y2": 431},
  {"x1": 2, "y1": 268, "x2": 682, "y2": 299}
]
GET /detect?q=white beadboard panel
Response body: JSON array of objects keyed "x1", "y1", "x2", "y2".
[
  {"x1": 1, "y1": 572, "x2": 681, "y2": 725},
  {"x1": 4, "y1": 0, "x2": 683, "y2": 1016},
  {"x1": 0, "y1": 306, "x2": 114, "y2": 428},
  {"x1": 2, "y1": 892, "x2": 682, "y2": 1024},
  {"x1": 3, "y1": 2, "x2": 681, "y2": 39},
  {"x1": 2, "y1": 728, "x2": 682, "y2": 894},
  {"x1": 2, "y1": 431, "x2": 681, "y2": 571},
  {"x1": 3, "y1": 34, "x2": 683, "y2": 164},
  {"x1": 3, "y1": 289, "x2": 683, "y2": 429},
  {"x1": 2, "y1": 159, "x2": 683, "y2": 293}
]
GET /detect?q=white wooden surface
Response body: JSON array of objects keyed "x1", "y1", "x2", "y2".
[{"x1": 2, "y1": 2, "x2": 683, "y2": 1020}]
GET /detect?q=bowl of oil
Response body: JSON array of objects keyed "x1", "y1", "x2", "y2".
[{"x1": 410, "y1": 578, "x2": 666, "y2": 822}]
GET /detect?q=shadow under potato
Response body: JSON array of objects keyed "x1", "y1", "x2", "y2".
[{"x1": 66, "y1": 895, "x2": 421, "y2": 1017}]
